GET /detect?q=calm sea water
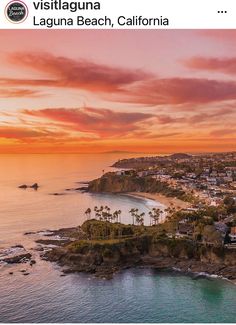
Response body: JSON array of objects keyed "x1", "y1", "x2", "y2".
[{"x1": 0, "y1": 154, "x2": 236, "y2": 323}]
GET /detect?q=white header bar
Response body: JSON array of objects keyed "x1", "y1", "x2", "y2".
[{"x1": 0, "y1": 0, "x2": 235, "y2": 29}]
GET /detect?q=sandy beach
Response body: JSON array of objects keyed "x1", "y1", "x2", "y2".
[{"x1": 127, "y1": 192, "x2": 191, "y2": 210}]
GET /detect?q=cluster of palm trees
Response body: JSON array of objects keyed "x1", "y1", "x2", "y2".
[
  {"x1": 85, "y1": 206, "x2": 122, "y2": 223},
  {"x1": 129, "y1": 208, "x2": 145, "y2": 225},
  {"x1": 148, "y1": 208, "x2": 163, "y2": 225},
  {"x1": 85, "y1": 204, "x2": 178, "y2": 226},
  {"x1": 129, "y1": 207, "x2": 165, "y2": 226}
]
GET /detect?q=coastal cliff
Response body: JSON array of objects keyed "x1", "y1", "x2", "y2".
[
  {"x1": 87, "y1": 172, "x2": 191, "y2": 202},
  {"x1": 43, "y1": 220, "x2": 236, "y2": 280},
  {"x1": 88, "y1": 172, "x2": 140, "y2": 193}
]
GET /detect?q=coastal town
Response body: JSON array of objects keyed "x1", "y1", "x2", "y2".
[
  {"x1": 86, "y1": 152, "x2": 236, "y2": 247},
  {"x1": 41, "y1": 150, "x2": 236, "y2": 281}
]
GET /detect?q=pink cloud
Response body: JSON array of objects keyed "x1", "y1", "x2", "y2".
[
  {"x1": 23, "y1": 107, "x2": 155, "y2": 137},
  {"x1": 121, "y1": 78, "x2": 236, "y2": 106},
  {"x1": 7, "y1": 52, "x2": 152, "y2": 93},
  {"x1": 3, "y1": 51, "x2": 236, "y2": 107},
  {"x1": 210, "y1": 129, "x2": 236, "y2": 137},
  {"x1": 186, "y1": 57, "x2": 236, "y2": 75}
]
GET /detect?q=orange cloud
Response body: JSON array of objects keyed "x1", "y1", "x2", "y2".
[
  {"x1": 0, "y1": 88, "x2": 40, "y2": 98},
  {"x1": 0, "y1": 126, "x2": 68, "y2": 140},
  {"x1": 23, "y1": 107, "x2": 155, "y2": 137},
  {"x1": 0, "y1": 127, "x2": 45, "y2": 139}
]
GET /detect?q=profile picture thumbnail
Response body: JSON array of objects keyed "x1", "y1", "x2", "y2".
[{"x1": 5, "y1": 1, "x2": 28, "y2": 24}]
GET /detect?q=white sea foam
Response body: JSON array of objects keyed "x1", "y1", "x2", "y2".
[
  {"x1": 0, "y1": 246, "x2": 26, "y2": 260},
  {"x1": 0, "y1": 246, "x2": 24, "y2": 257}
]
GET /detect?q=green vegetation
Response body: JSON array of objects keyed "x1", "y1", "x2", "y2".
[
  {"x1": 81, "y1": 219, "x2": 135, "y2": 240},
  {"x1": 67, "y1": 220, "x2": 196, "y2": 258}
]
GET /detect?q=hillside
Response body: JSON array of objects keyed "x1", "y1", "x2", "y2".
[{"x1": 87, "y1": 172, "x2": 192, "y2": 202}]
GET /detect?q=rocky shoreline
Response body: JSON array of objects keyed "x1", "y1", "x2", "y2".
[
  {"x1": 38, "y1": 220, "x2": 236, "y2": 281},
  {"x1": 2, "y1": 221, "x2": 236, "y2": 283},
  {"x1": 44, "y1": 248, "x2": 236, "y2": 282}
]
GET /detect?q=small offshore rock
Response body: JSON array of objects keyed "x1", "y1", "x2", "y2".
[
  {"x1": 75, "y1": 187, "x2": 88, "y2": 192},
  {"x1": 30, "y1": 183, "x2": 39, "y2": 190},
  {"x1": 24, "y1": 232, "x2": 35, "y2": 235},
  {"x1": 51, "y1": 193, "x2": 65, "y2": 196},
  {"x1": 18, "y1": 184, "x2": 27, "y2": 189}
]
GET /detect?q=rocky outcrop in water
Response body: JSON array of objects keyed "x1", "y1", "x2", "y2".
[
  {"x1": 18, "y1": 183, "x2": 39, "y2": 190},
  {"x1": 0, "y1": 245, "x2": 32, "y2": 264}
]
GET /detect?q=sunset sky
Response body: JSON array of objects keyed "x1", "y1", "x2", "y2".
[{"x1": 0, "y1": 29, "x2": 235, "y2": 154}]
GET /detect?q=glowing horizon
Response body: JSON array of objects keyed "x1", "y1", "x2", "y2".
[{"x1": 0, "y1": 30, "x2": 235, "y2": 154}]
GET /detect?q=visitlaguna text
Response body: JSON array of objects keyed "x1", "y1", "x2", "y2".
[{"x1": 32, "y1": 0, "x2": 169, "y2": 28}]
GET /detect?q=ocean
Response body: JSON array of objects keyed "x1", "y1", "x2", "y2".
[{"x1": 0, "y1": 154, "x2": 236, "y2": 323}]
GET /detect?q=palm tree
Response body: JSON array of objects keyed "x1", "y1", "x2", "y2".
[
  {"x1": 148, "y1": 211, "x2": 153, "y2": 225},
  {"x1": 94, "y1": 206, "x2": 102, "y2": 220},
  {"x1": 85, "y1": 208, "x2": 91, "y2": 220},
  {"x1": 97, "y1": 206, "x2": 104, "y2": 220},
  {"x1": 129, "y1": 208, "x2": 138, "y2": 225},
  {"x1": 134, "y1": 210, "x2": 145, "y2": 226},
  {"x1": 112, "y1": 211, "x2": 118, "y2": 223},
  {"x1": 149, "y1": 208, "x2": 162, "y2": 225},
  {"x1": 102, "y1": 211, "x2": 108, "y2": 221},
  {"x1": 139, "y1": 212, "x2": 145, "y2": 225},
  {"x1": 117, "y1": 210, "x2": 122, "y2": 223}
]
